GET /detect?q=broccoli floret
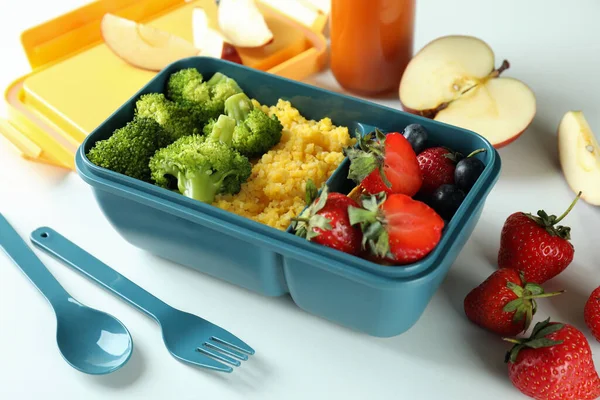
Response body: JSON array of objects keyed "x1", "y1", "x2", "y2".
[
  {"x1": 87, "y1": 117, "x2": 169, "y2": 182},
  {"x1": 223, "y1": 93, "x2": 283, "y2": 158},
  {"x1": 165, "y1": 69, "x2": 243, "y2": 122},
  {"x1": 206, "y1": 72, "x2": 243, "y2": 110},
  {"x1": 166, "y1": 68, "x2": 204, "y2": 103},
  {"x1": 135, "y1": 93, "x2": 201, "y2": 142},
  {"x1": 149, "y1": 134, "x2": 252, "y2": 204}
]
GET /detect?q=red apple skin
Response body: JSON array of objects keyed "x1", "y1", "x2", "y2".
[
  {"x1": 222, "y1": 43, "x2": 243, "y2": 64},
  {"x1": 398, "y1": 97, "x2": 533, "y2": 149},
  {"x1": 492, "y1": 126, "x2": 529, "y2": 148}
]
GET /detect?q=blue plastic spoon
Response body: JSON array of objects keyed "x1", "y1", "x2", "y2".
[{"x1": 0, "y1": 213, "x2": 133, "y2": 375}]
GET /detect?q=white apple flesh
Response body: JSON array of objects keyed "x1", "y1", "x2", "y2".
[
  {"x1": 101, "y1": 13, "x2": 199, "y2": 71},
  {"x1": 218, "y1": 0, "x2": 274, "y2": 48},
  {"x1": 558, "y1": 111, "x2": 600, "y2": 206},
  {"x1": 192, "y1": 8, "x2": 242, "y2": 64},
  {"x1": 433, "y1": 77, "x2": 536, "y2": 148},
  {"x1": 399, "y1": 35, "x2": 536, "y2": 148},
  {"x1": 259, "y1": 0, "x2": 323, "y2": 29},
  {"x1": 400, "y1": 35, "x2": 496, "y2": 112}
]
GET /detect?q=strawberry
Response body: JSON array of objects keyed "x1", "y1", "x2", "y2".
[
  {"x1": 348, "y1": 192, "x2": 444, "y2": 264},
  {"x1": 344, "y1": 129, "x2": 422, "y2": 197},
  {"x1": 292, "y1": 180, "x2": 362, "y2": 256},
  {"x1": 464, "y1": 268, "x2": 563, "y2": 336},
  {"x1": 416, "y1": 146, "x2": 462, "y2": 196},
  {"x1": 584, "y1": 285, "x2": 600, "y2": 342},
  {"x1": 505, "y1": 318, "x2": 600, "y2": 400},
  {"x1": 498, "y1": 192, "x2": 581, "y2": 284}
]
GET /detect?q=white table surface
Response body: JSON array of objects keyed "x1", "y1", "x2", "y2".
[{"x1": 1, "y1": 1, "x2": 600, "y2": 399}]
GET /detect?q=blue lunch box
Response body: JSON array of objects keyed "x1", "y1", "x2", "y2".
[{"x1": 75, "y1": 57, "x2": 502, "y2": 337}]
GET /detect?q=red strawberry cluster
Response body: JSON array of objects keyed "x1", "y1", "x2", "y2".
[
  {"x1": 292, "y1": 124, "x2": 488, "y2": 266},
  {"x1": 342, "y1": 125, "x2": 488, "y2": 223},
  {"x1": 291, "y1": 179, "x2": 444, "y2": 265},
  {"x1": 463, "y1": 191, "x2": 600, "y2": 399}
]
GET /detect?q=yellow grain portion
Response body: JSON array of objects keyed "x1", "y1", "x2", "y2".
[{"x1": 213, "y1": 99, "x2": 355, "y2": 230}]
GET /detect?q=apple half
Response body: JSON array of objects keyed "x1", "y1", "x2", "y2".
[
  {"x1": 399, "y1": 35, "x2": 536, "y2": 148},
  {"x1": 558, "y1": 111, "x2": 600, "y2": 206},
  {"x1": 218, "y1": 0, "x2": 274, "y2": 48},
  {"x1": 192, "y1": 8, "x2": 243, "y2": 64},
  {"x1": 101, "y1": 13, "x2": 199, "y2": 71}
]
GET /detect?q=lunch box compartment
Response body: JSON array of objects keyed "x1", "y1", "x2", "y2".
[
  {"x1": 76, "y1": 57, "x2": 501, "y2": 337},
  {"x1": 91, "y1": 187, "x2": 289, "y2": 296}
]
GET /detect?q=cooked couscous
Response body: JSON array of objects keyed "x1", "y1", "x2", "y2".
[{"x1": 214, "y1": 99, "x2": 356, "y2": 230}]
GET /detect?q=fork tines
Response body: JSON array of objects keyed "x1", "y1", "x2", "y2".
[{"x1": 195, "y1": 335, "x2": 255, "y2": 372}]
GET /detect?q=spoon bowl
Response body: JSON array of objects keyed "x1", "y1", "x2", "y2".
[
  {"x1": 0, "y1": 213, "x2": 133, "y2": 374},
  {"x1": 55, "y1": 300, "x2": 133, "y2": 375}
]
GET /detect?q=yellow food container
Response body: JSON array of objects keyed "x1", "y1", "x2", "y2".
[{"x1": 1, "y1": 0, "x2": 330, "y2": 170}]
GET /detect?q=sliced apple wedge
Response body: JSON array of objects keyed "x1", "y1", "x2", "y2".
[
  {"x1": 558, "y1": 111, "x2": 600, "y2": 206},
  {"x1": 101, "y1": 13, "x2": 199, "y2": 71},
  {"x1": 259, "y1": 0, "x2": 323, "y2": 29},
  {"x1": 218, "y1": 0, "x2": 274, "y2": 48},
  {"x1": 399, "y1": 35, "x2": 536, "y2": 148},
  {"x1": 192, "y1": 8, "x2": 242, "y2": 64}
]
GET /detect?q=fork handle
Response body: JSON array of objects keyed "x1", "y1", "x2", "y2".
[{"x1": 30, "y1": 227, "x2": 172, "y2": 322}]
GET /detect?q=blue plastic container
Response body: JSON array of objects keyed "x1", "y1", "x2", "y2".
[{"x1": 75, "y1": 57, "x2": 501, "y2": 337}]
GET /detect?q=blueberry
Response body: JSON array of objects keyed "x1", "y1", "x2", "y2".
[
  {"x1": 429, "y1": 184, "x2": 465, "y2": 220},
  {"x1": 455, "y1": 150, "x2": 486, "y2": 192},
  {"x1": 403, "y1": 124, "x2": 428, "y2": 154}
]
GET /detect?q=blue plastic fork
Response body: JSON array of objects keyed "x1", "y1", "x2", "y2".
[{"x1": 30, "y1": 227, "x2": 255, "y2": 373}]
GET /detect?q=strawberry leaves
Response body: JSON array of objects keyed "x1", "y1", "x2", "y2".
[
  {"x1": 292, "y1": 180, "x2": 332, "y2": 240},
  {"x1": 502, "y1": 272, "x2": 563, "y2": 334},
  {"x1": 347, "y1": 192, "x2": 394, "y2": 260},
  {"x1": 504, "y1": 318, "x2": 565, "y2": 363},
  {"x1": 305, "y1": 178, "x2": 318, "y2": 205},
  {"x1": 525, "y1": 191, "x2": 582, "y2": 240},
  {"x1": 441, "y1": 148, "x2": 464, "y2": 164},
  {"x1": 344, "y1": 129, "x2": 392, "y2": 188}
]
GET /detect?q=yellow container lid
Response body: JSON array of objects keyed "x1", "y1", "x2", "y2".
[{"x1": 1, "y1": 0, "x2": 330, "y2": 170}]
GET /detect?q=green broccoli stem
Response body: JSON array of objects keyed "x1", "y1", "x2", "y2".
[
  {"x1": 208, "y1": 115, "x2": 236, "y2": 145},
  {"x1": 177, "y1": 169, "x2": 235, "y2": 204},
  {"x1": 225, "y1": 93, "x2": 254, "y2": 122},
  {"x1": 207, "y1": 72, "x2": 242, "y2": 93}
]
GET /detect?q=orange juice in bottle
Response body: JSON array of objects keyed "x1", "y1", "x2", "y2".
[{"x1": 330, "y1": 0, "x2": 416, "y2": 96}]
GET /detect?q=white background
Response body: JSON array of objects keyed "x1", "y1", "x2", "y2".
[{"x1": 1, "y1": 1, "x2": 600, "y2": 399}]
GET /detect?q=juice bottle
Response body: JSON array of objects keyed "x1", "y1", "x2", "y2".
[{"x1": 329, "y1": 0, "x2": 416, "y2": 96}]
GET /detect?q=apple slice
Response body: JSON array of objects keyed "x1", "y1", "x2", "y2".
[
  {"x1": 259, "y1": 0, "x2": 323, "y2": 29},
  {"x1": 218, "y1": 0, "x2": 274, "y2": 48},
  {"x1": 192, "y1": 8, "x2": 242, "y2": 64},
  {"x1": 558, "y1": 111, "x2": 600, "y2": 206},
  {"x1": 101, "y1": 13, "x2": 199, "y2": 71},
  {"x1": 399, "y1": 35, "x2": 536, "y2": 148}
]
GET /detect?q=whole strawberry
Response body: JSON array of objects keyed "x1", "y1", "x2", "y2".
[
  {"x1": 416, "y1": 146, "x2": 462, "y2": 196},
  {"x1": 498, "y1": 192, "x2": 581, "y2": 284},
  {"x1": 584, "y1": 285, "x2": 600, "y2": 342},
  {"x1": 348, "y1": 192, "x2": 444, "y2": 264},
  {"x1": 464, "y1": 269, "x2": 563, "y2": 336},
  {"x1": 505, "y1": 318, "x2": 600, "y2": 400},
  {"x1": 344, "y1": 129, "x2": 422, "y2": 197},
  {"x1": 292, "y1": 181, "x2": 362, "y2": 256}
]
